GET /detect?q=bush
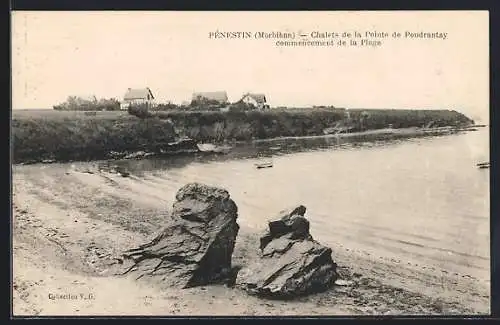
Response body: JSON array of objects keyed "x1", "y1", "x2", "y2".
[
  {"x1": 155, "y1": 103, "x2": 182, "y2": 111},
  {"x1": 189, "y1": 96, "x2": 227, "y2": 111},
  {"x1": 128, "y1": 104, "x2": 152, "y2": 119},
  {"x1": 96, "y1": 98, "x2": 121, "y2": 111},
  {"x1": 228, "y1": 101, "x2": 256, "y2": 112},
  {"x1": 53, "y1": 96, "x2": 120, "y2": 111}
]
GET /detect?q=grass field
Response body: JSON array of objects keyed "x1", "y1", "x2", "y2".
[{"x1": 12, "y1": 109, "x2": 131, "y2": 120}]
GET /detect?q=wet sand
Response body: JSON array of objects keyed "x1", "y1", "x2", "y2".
[{"x1": 12, "y1": 159, "x2": 490, "y2": 316}]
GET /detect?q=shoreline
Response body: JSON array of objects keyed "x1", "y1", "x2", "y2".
[
  {"x1": 14, "y1": 126, "x2": 482, "y2": 166},
  {"x1": 242, "y1": 125, "x2": 475, "y2": 144},
  {"x1": 12, "y1": 153, "x2": 490, "y2": 316},
  {"x1": 12, "y1": 108, "x2": 476, "y2": 165}
]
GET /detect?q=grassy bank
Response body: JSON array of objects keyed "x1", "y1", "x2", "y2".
[
  {"x1": 12, "y1": 111, "x2": 180, "y2": 163},
  {"x1": 157, "y1": 109, "x2": 346, "y2": 141},
  {"x1": 152, "y1": 108, "x2": 473, "y2": 141},
  {"x1": 12, "y1": 108, "x2": 474, "y2": 163}
]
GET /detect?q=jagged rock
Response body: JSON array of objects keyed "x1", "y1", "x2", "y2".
[
  {"x1": 119, "y1": 183, "x2": 239, "y2": 288},
  {"x1": 259, "y1": 205, "x2": 312, "y2": 250},
  {"x1": 236, "y1": 205, "x2": 337, "y2": 298}
]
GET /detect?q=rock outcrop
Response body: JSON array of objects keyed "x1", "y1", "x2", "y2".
[
  {"x1": 120, "y1": 183, "x2": 239, "y2": 288},
  {"x1": 236, "y1": 205, "x2": 337, "y2": 298}
]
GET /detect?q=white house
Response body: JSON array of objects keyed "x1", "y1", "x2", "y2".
[
  {"x1": 239, "y1": 93, "x2": 269, "y2": 109},
  {"x1": 121, "y1": 87, "x2": 155, "y2": 110}
]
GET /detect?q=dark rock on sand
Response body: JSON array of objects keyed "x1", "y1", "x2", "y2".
[
  {"x1": 259, "y1": 205, "x2": 312, "y2": 250},
  {"x1": 120, "y1": 183, "x2": 239, "y2": 288},
  {"x1": 236, "y1": 205, "x2": 337, "y2": 298}
]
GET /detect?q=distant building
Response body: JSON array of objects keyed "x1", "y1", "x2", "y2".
[
  {"x1": 191, "y1": 91, "x2": 229, "y2": 105},
  {"x1": 239, "y1": 93, "x2": 269, "y2": 109},
  {"x1": 121, "y1": 87, "x2": 155, "y2": 110}
]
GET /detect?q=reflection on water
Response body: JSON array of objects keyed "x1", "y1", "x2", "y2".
[{"x1": 107, "y1": 131, "x2": 464, "y2": 174}]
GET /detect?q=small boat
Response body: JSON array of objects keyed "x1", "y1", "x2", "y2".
[
  {"x1": 197, "y1": 143, "x2": 232, "y2": 154},
  {"x1": 255, "y1": 161, "x2": 273, "y2": 169},
  {"x1": 477, "y1": 162, "x2": 490, "y2": 169}
]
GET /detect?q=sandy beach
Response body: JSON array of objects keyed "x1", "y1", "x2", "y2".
[
  {"x1": 12, "y1": 158, "x2": 490, "y2": 316},
  {"x1": 11, "y1": 9, "x2": 490, "y2": 317}
]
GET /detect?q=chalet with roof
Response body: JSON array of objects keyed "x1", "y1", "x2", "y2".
[
  {"x1": 121, "y1": 87, "x2": 155, "y2": 110},
  {"x1": 191, "y1": 91, "x2": 229, "y2": 105},
  {"x1": 239, "y1": 93, "x2": 269, "y2": 109}
]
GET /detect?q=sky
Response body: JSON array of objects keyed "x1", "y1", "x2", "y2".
[{"x1": 11, "y1": 11, "x2": 489, "y2": 122}]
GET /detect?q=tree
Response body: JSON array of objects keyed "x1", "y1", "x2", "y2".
[
  {"x1": 53, "y1": 96, "x2": 120, "y2": 111},
  {"x1": 97, "y1": 98, "x2": 120, "y2": 111},
  {"x1": 359, "y1": 111, "x2": 370, "y2": 131},
  {"x1": 66, "y1": 96, "x2": 78, "y2": 110},
  {"x1": 228, "y1": 101, "x2": 256, "y2": 112}
]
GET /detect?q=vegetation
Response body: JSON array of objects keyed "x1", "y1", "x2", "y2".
[
  {"x1": 53, "y1": 96, "x2": 121, "y2": 111},
  {"x1": 12, "y1": 111, "x2": 178, "y2": 163},
  {"x1": 127, "y1": 103, "x2": 152, "y2": 119},
  {"x1": 227, "y1": 101, "x2": 258, "y2": 112},
  {"x1": 12, "y1": 107, "x2": 474, "y2": 163},
  {"x1": 153, "y1": 100, "x2": 257, "y2": 112},
  {"x1": 155, "y1": 102, "x2": 184, "y2": 111},
  {"x1": 190, "y1": 96, "x2": 227, "y2": 111},
  {"x1": 347, "y1": 109, "x2": 474, "y2": 130},
  {"x1": 141, "y1": 107, "x2": 472, "y2": 142},
  {"x1": 147, "y1": 108, "x2": 346, "y2": 142}
]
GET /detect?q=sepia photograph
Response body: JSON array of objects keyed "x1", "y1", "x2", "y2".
[{"x1": 11, "y1": 10, "x2": 490, "y2": 316}]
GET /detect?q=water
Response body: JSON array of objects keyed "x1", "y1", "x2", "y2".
[{"x1": 106, "y1": 129, "x2": 490, "y2": 282}]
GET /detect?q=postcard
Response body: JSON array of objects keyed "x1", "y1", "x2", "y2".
[{"x1": 11, "y1": 10, "x2": 490, "y2": 316}]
